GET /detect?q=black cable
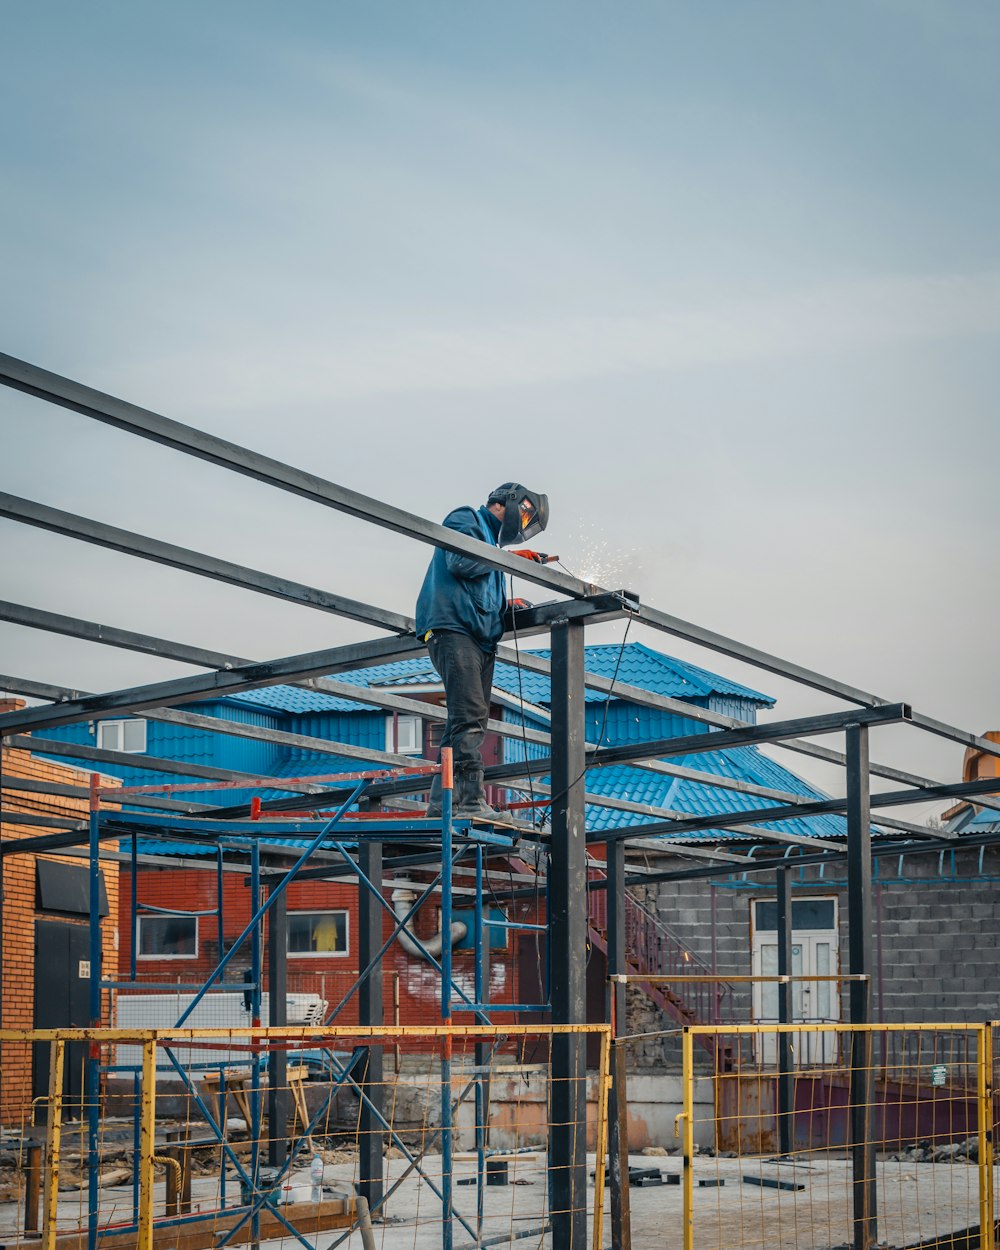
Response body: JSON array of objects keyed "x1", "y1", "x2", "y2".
[
  {"x1": 535, "y1": 611, "x2": 633, "y2": 823},
  {"x1": 505, "y1": 573, "x2": 539, "y2": 828},
  {"x1": 505, "y1": 572, "x2": 546, "y2": 1007}
]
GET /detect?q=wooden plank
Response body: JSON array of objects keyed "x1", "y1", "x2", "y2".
[{"x1": 1, "y1": 1198, "x2": 355, "y2": 1250}]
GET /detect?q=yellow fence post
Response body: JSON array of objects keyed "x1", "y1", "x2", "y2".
[
  {"x1": 591, "y1": 1027, "x2": 612, "y2": 1250},
  {"x1": 41, "y1": 1038, "x2": 65, "y2": 1250},
  {"x1": 138, "y1": 1037, "x2": 157, "y2": 1250},
  {"x1": 979, "y1": 1024, "x2": 994, "y2": 1250},
  {"x1": 682, "y1": 1027, "x2": 694, "y2": 1250}
]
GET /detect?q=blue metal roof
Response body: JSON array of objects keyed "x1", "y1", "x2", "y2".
[
  {"x1": 511, "y1": 643, "x2": 774, "y2": 707},
  {"x1": 946, "y1": 803, "x2": 1000, "y2": 835},
  {"x1": 545, "y1": 745, "x2": 846, "y2": 840},
  {"x1": 223, "y1": 686, "x2": 376, "y2": 715}
]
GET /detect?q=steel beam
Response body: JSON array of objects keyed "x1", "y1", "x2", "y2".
[
  {"x1": 8, "y1": 596, "x2": 998, "y2": 817},
  {"x1": 6, "y1": 351, "x2": 1000, "y2": 770},
  {"x1": 0, "y1": 353, "x2": 592, "y2": 596},
  {"x1": 0, "y1": 672, "x2": 424, "y2": 770},
  {"x1": 0, "y1": 775, "x2": 214, "y2": 814},
  {"x1": 0, "y1": 492, "x2": 413, "y2": 633},
  {"x1": 4, "y1": 733, "x2": 325, "y2": 794},
  {"x1": 597, "y1": 769, "x2": 1000, "y2": 842},
  {"x1": 548, "y1": 618, "x2": 587, "y2": 1250},
  {"x1": 0, "y1": 635, "x2": 428, "y2": 734},
  {"x1": 361, "y1": 702, "x2": 911, "y2": 803}
]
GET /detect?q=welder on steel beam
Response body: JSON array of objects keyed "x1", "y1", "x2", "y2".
[{"x1": 416, "y1": 482, "x2": 554, "y2": 819}]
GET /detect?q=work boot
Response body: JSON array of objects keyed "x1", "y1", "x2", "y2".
[
  {"x1": 454, "y1": 765, "x2": 502, "y2": 821},
  {"x1": 425, "y1": 773, "x2": 443, "y2": 819}
]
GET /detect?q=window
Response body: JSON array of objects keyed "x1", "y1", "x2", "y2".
[
  {"x1": 137, "y1": 915, "x2": 198, "y2": 958},
  {"x1": 288, "y1": 911, "x2": 349, "y2": 957},
  {"x1": 385, "y1": 714, "x2": 423, "y2": 755},
  {"x1": 97, "y1": 718, "x2": 147, "y2": 753},
  {"x1": 753, "y1": 898, "x2": 837, "y2": 932}
]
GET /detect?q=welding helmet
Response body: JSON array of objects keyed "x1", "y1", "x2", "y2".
[{"x1": 488, "y1": 482, "x2": 550, "y2": 547}]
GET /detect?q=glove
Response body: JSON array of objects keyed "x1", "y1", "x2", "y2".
[
  {"x1": 502, "y1": 599, "x2": 533, "y2": 631},
  {"x1": 511, "y1": 549, "x2": 558, "y2": 564}
]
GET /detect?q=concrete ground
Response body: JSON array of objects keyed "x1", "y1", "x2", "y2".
[{"x1": 0, "y1": 1149, "x2": 988, "y2": 1249}]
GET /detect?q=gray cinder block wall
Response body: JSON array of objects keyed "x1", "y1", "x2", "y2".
[{"x1": 625, "y1": 846, "x2": 1000, "y2": 1069}]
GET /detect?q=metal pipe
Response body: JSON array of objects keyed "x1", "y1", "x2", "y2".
[{"x1": 440, "y1": 748, "x2": 455, "y2": 1250}]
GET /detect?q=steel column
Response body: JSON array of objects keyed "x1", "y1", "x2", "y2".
[
  {"x1": 775, "y1": 866, "x2": 794, "y2": 1156},
  {"x1": 549, "y1": 618, "x2": 587, "y2": 1250},
  {"x1": 846, "y1": 724, "x2": 876, "y2": 1250},
  {"x1": 357, "y1": 838, "x2": 385, "y2": 1209}
]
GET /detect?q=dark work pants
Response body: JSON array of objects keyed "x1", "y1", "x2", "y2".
[{"x1": 426, "y1": 630, "x2": 495, "y2": 772}]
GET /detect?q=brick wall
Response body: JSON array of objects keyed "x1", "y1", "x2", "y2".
[
  {"x1": 116, "y1": 863, "x2": 534, "y2": 1045},
  {"x1": 0, "y1": 736, "x2": 120, "y2": 1118}
]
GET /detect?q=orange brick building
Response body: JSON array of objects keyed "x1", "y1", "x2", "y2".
[{"x1": 0, "y1": 707, "x2": 119, "y2": 1119}]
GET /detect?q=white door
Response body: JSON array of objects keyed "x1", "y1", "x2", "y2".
[{"x1": 751, "y1": 897, "x2": 838, "y2": 1065}]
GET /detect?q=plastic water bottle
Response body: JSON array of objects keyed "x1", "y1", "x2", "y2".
[{"x1": 310, "y1": 1153, "x2": 324, "y2": 1203}]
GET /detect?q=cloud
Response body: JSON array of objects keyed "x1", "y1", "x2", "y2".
[{"x1": 105, "y1": 269, "x2": 1000, "y2": 409}]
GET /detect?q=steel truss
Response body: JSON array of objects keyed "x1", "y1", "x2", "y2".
[{"x1": 2, "y1": 350, "x2": 999, "y2": 1250}]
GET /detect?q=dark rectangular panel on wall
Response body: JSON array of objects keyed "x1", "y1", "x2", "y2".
[
  {"x1": 33, "y1": 921, "x2": 91, "y2": 1112},
  {"x1": 36, "y1": 860, "x2": 108, "y2": 916}
]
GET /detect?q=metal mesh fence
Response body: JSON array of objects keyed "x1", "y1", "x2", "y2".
[
  {"x1": 0, "y1": 1024, "x2": 610, "y2": 1250},
  {"x1": 613, "y1": 1022, "x2": 992, "y2": 1250}
]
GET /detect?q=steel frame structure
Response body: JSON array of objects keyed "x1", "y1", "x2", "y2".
[{"x1": 3, "y1": 351, "x2": 1000, "y2": 1250}]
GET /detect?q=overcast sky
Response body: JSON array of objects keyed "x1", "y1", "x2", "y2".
[{"x1": 2, "y1": 2, "x2": 998, "y2": 810}]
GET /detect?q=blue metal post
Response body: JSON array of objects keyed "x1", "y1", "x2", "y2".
[
  {"x1": 216, "y1": 846, "x2": 225, "y2": 984},
  {"x1": 474, "y1": 843, "x2": 486, "y2": 1238},
  {"x1": 440, "y1": 750, "x2": 454, "y2": 1250},
  {"x1": 129, "y1": 832, "x2": 138, "y2": 981},
  {"x1": 249, "y1": 841, "x2": 262, "y2": 1248},
  {"x1": 87, "y1": 775, "x2": 102, "y2": 1250}
]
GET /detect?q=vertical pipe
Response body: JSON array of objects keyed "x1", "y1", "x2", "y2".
[
  {"x1": 266, "y1": 882, "x2": 288, "y2": 1167},
  {"x1": 440, "y1": 749, "x2": 454, "y2": 1250},
  {"x1": 776, "y1": 866, "x2": 794, "y2": 1155},
  {"x1": 977, "y1": 1023, "x2": 994, "y2": 1250},
  {"x1": 216, "y1": 847, "x2": 225, "y2": 984},
  {"x1": 606, "y1": 839, "x2": 632, "y2": 1250},
  {"x1": 248, "y1": 843, "x2": 261, "y2": 1246},
  {"x1": 591, "y1": 1027, "x2": 612, "y2": 1250},
  {"x1": 86, "y1": 776, "x2": 102, "y2": 1250},
  {"x1": 130, "y1": 833, "x2": 138, "y2": 981},
  {"x1": 137, "y1": 1038, "x2": 156, "y2": 1250},
  {"x1": 42, "y1": 1040, "x2": 65, "y2": 1250},
  {"x1": 681, "y1": 1028, "x2": 694, "y2": 1250},
  {"x1": 131, "y1": 1070, "x2": 141, "y2": 1225},
  {"x1": 474, "y1": 842, "x2": 486, "y2": 1239},
  {"x1": 846, "y1": 723, "x2": 876, "y2": 1250},
  {"x1": 358, "y1": 836, "x2": 384, "y2": 1209},
  {"x1": 549, "y1": 618, "x2": 587, "y2": 1250}
]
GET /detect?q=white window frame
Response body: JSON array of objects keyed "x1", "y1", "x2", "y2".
[
  {"x1": 136, "y1": 914, "x2": 199, "y2": 961},
  {"x1": 96, "y1": 718, "x2": 148, "y2": 754},
  {"x1": 287, "y1": 909, "x2": 350, "y2": 958},
  {"x1": 385, "y1": 714, "x2": 423, "y2": 756}
]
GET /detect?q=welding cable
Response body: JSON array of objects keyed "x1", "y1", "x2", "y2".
[
  {"x1": 505, "y1": 574, "x2": 549, "y2": 997},
  {"x1": 533, "y1": 611, "x2": 634, "y2": 826},
  {"x1": 505, "y1": 573, "x2": 540, "y2": 828}
]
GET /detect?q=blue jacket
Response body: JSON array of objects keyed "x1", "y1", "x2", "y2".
[{"x1": 415, "y1": 506, "x2": 507, "y2": 652}]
